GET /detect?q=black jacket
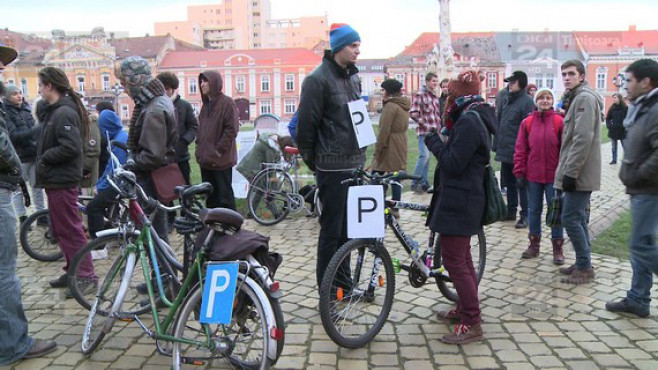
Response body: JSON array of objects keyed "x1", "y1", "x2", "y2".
[
  {"x1": 427, "y1": 103, "x2": 497, "y2": 236},
  {"x1": 493, "y1": 89, "x2": 534, "y2": 163},
  {"x1": 35, "y1": 95, "x2": 84, "y2": 189},
  {"x1": 606, "y1": 104, "x2": 627, "y2": 140},
  {"x1": 4, "y1": 102, "x2": 38, "y2": 163},
  {"x1": 173, "y1": 95, "x2": 199, "y2": 162},
  {"x1": 0, "y1": 108, "x2": 23, "y2": 190},
  {"x1": 297, "y1": 50, "x2": 365, "y2": 171}
]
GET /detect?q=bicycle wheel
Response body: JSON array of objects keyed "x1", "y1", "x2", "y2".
[
  {"x1": 319, "y1": 238, "x2": 395, "y2": 349},
  {"x1": 269, "y1": 297, "x2": 285, "y2": 364},
  {"x1": 19, "y1": 209, "x2": 63, "y2": 261},
  {"x1": 172, "y1": 276, "x2": 271, "y2": 370},
  {"x1": 69, "y1": 231, "x2": 151, "y2": 315},
  {"x1": 434, "y1": 229, "x2": 487, "y2": 303},
  {"x1": 247, "y1": 169, "x2": 293, "y2": 226},
  {"x1": 81, "y1": 251, "x2": 137, "y2": 354},
  {"x1": 313, "y1": 186, "x2": 322, "y2": 218}
]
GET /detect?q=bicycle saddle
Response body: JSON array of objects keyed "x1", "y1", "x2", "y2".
[
  {"x1": 200, "y1": 208, "x2": 244, "y2": 230},
  {"x1": 284, "y1": 146, "x2": 299, "y2": 155}
]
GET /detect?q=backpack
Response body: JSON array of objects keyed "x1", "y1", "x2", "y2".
[{"x1": 81, "y1": 118, "x2": 102, "y2": 187}]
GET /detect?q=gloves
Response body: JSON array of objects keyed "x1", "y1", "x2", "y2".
[
  {"x1": 19, "y1": 180, "x2": 31, "y2": 208},
  {"x1": 516, "y1": 177, "x2": 527, "y2": 189},
  {"x1": 562, "y1": 175, "x2": 577, "y2": 192}
]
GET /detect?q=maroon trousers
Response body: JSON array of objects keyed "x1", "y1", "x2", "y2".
[
  {"x1": 46, "y1": 187, "x2": 95, "y2": 279},
  {"x1": 440, "y1": 234, "x2": 481, "y2": 325}
]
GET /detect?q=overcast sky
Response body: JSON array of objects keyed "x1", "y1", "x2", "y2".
[{"x1": 1, "y1": 0, "x2": 655, "y2": 58}]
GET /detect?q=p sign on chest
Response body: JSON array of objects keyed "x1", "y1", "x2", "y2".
[
  {"x1": 347, "y1": 185, "x2": 385, "y2": 239},
  {"x1": 200, "y1": 262, "x2": 239, "y2": 324},
  {"x1": 348, "y1": 99, "x2": 377, "y2": 148}
]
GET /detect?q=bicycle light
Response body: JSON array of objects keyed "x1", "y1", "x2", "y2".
[
  {"x1": 270, "y1": 327, "x2": 284, "y2": 340},
  {"x1": 269, "y1": 281, "x2": 280, "y2": 294}
]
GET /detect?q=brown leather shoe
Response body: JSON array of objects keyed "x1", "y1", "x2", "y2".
[
  {"x1": 561, "y1": 268, "x2": 595, "y2": 284},
  {"x1": 23, "y1": 339, "x2": 57, "y2": 359},
  {"x1": 552, "y1": 238, "x2": 565, "y2": 265},
  {"x1": 436, "y1": 308, "x2": 461, "y2": 322},
  {"x1": 559, "y1": 264, "x2": 576, "y2": 275},
  {"x1": 441, "y1": 323, "x2": 483, "y2": 345},
  {"x1": 521, "y1": 235, "x2": 541, "y2": 259}
]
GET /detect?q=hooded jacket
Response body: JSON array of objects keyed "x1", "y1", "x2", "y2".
[
  {"x1": 96, "y1": 110, "x2": 128, "y2": 192},
  {"x1": 35, "y1": 95, "x2": 84, "y2": 188},
  {"x1": 195, "y1": 70, "x2": 238, "y2": 171},
  {"x1": 4, "y1": 101, "x2": 38, "y2": 162},
  {"x1": 493, "y1": 88, "x2": 535, "y2": 163},
  {"x1": 554, "y1": 82, "x2": 603, "y2": 191},
  {"x1": 513, "y1": 109, "x2": 564, "y2": 184},
  {"x1": 372, "y1": 96, "x2": 410, "y2": 172}
]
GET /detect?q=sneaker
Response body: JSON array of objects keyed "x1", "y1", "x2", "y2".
[
  {"x1": 441, "y1": 323, "x2": 483, "y2": 345},
  {"x1": 22, "y1": 339, "x2": 57, "y2": 359},
  {"x1": 65, "y1": 278, "x2": 98, "y2": 299},
  {"x1": 436, "y1": 309, "x2": 461, "y2": 322},
  {"x1": 609, "y1": 161, "x2": 617, "y2": 165},
  {"x1": 558, "y1": 264, "x2": 576, "y2": 275},
  {"x1": 515, "y1": 216, "x2": 528, "y2": 229},
  {"x1": 49, "y1": 274, "x2": 68, "y2": 288},
  {"x1": 605, "y1": 298, "x2": 650, "y2": 318},
  {"x1": 561, "y1": 267, "x2": 595, "y2": 284}
]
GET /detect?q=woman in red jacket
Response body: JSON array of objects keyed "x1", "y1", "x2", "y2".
[{"x1": 514, "y1": 88, "x2": 565, "y2": 264}]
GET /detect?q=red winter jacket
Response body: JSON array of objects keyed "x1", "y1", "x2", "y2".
[{"x1": 513, "y1": 109, "x2": 564, "y2": 184}]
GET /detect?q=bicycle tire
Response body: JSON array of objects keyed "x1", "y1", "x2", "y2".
[
  {"x1": 247, "y1": 168, "x2": 293, "y2": 226},
  {"x1": 434, "y1": 229, "x2": 487, "y2": 303},
  {"x1": 19, "y1": 209, "x2": 63, "y2": 261},
  {"x1": 81, "y1": 251, "x2": 137, "y2": 354},
  {"x1": 319, "y1": 238, "x2": 395, "y2": 349},
  {"x1": 68, "y1": 231, "x2": 151, "y2": 315},
  {"x1": 172, "y1": 277, "x2": 271, "y2": 370},
  {"x1": 313, "y1": 186, "x2": 322, "y2": 218},
  {"x1": 269, "y1": 297, "x2": 285, "y2": 364}
]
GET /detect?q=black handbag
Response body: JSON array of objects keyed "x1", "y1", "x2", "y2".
[{"x1": 546, "y1": 189, "x2": 563, "y2": 228}]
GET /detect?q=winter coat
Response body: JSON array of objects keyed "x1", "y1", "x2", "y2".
[
  {"x1": 297, "y1": 50, "x2": 365, "y2": 172},
  {"x1": 4, "y1": 102, "x2": 38, "y2": 163},
  {"x1": 0, "y1": 110, "x2": 22, "y2": 190},
  {"x1": 554, "y1": 82, "x2": 603, "y2": 192},
  {"x1": 96, "y1": 110, "x2": 128, "y2": 192},
  {"x1": 195, "y1": 70, "x2": 239, "y2": 171},
  {"x1": 236, "y1": 133, "x2": 281, "y2": 180},
  {"x1": 493, "y1": 89, "x2": 534, "y2": 163},
  {"x1": 173, "y1": 95, "x2": 198, "y2": 163},
  {"x1": 372, "y1": 96, "x2": 410, "y2": 172},
  {"x1": 426, "y1": 103, "x2": 497, "y2": 236},
  {"x1": 619, "y1": 90, "x2": 658, "y2": 195},
  {"x1": 131, "y1": 93, "x2": 178, "y2": 176},
  {"x1": 513, "y1": 110, "x2": 564, "y2": 184},
  {"x1": 605, "y1": 103, "x2": 627, "y2": 140},
  {"x1": 35, "y1": 95, "x2": 84, "y2": 189}
]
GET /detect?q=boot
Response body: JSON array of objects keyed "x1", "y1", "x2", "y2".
[
  {"x1": 561, "y1": 267, "x2": 595, "y2": 284},
  {"x1": 521, "y1": 235, "x2": 541, "y2": 259},
  {"x1": 552, "y1": 238, "x2": 565, "y2": 265},
  {"x1": 441, "y1": 323, "x2": 484, "y2": 345}
]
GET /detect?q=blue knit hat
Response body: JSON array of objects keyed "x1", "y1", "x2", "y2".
[{"x1": 329, "y1": 23, "x2": 360, "y2": 53}]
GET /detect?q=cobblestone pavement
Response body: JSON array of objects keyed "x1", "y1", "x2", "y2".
[{"x1": 4, "y1": 142, "x2": 658, "y2": 370}]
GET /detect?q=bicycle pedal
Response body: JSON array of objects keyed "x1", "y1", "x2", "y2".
[{"x1": 112, "y1": 312, "x2": 135, "y2": 322}]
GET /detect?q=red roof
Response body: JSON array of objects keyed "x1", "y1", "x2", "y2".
[
  {"x1": 109, "y1": 35, "x2": 204, "y2": 59},
  {"x1": 159, "y1": 48, "x2": 322, "y2": 68},
  {"x1": 574, "y1": 29, "x2": 658, "y2": 54},
  {"x1": 400, "y1": 32, "x2": 495, "y2": 56}
]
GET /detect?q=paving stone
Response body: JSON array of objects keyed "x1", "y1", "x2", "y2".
[
  {"x1": 403, "y1": 360, "x2": 435, "y2": 370},
  {"x1": 337, "y1": 359, "x2": 368, "y2": 370},
  {"x1": 310, "y1": 340, "x2": 339, "y2": 352},
  {"x1": 308, "y1": 353, "x2": 337, "y2": 366},
  {"x1": 519, "y1": 342, "x2": 552, "y2": 356},
  {"x1": 614, "y1": 348, "x2": 653, "y2": 360},
  {"x1": 636, "y1": 340, "x2": 658, "y2": 352},
  {"x1": 495, "y1": 349, "x2": 526, "y2": 362},
  {"x1": 433, "y1": 354, "x2": 465, "y2": 365},
  {"x1": 488, "y1": 339, "x2": 518, "y2": 350},
  {"x1": 555, "y1": 347, "x2": 588, "y2": 359},
  {"x1": 567, "y1": 360, "x2": 604, "y2": 370},
  {"x1": 370, "y1": 341, "x2": 398, "y2": 353},
  {"x1": 592, "y1": 354, "x2": 631, "y2": 367},
  {"x1": 371, "y1": 354, "x2": 400, "y2": 366},
  {"x1": 400, "y1": 346, "x2": 430, "y2": 359},
  {"x1": 578, "y1": 341, "x2": 612, "y2": 354},
  {"x1": 529, "y1": 355, "x2": 564, "y2": 367},
  {"x1": 109, "y1": 356, "x2": 146, "y2": 369},
  {"x1": 466, "y1": 356, "x2": 499, "y2": 369}
]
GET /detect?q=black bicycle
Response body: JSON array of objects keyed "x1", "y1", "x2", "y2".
[{"x1": 318, "y1": 169, "x2": 487, "y2": 348}]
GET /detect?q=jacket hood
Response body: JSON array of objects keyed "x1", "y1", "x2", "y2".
[
  {"x1": 98, "y1": 110, "x2": 123, "y2": 138},
  {"x1": 575, "y1": 82, "x2": 604, "y2": 111},
  {"x1": 199, "y1": 70, "x2": 223, "y2": 103},
  {"x1": 385, "y1": 96, "x2": 411, "y2": 111},
  {"x1": 45, "y1": 95, "x2": 79, "y2": 119},
  {"x1": 469, "y1": 104, "x2": 497, "y2": 136}
]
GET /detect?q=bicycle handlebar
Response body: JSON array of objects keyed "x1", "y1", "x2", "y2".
[{"x1": 340, "y1": 168, "x2": 422, "y2": 185}]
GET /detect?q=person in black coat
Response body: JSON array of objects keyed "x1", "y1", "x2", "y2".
[
  {"x1": 425, "y1": 70, "x2": 496, "y2": 345},
  {"x1": 606, "y1": 92, "x2": 628, "y2": 164}
]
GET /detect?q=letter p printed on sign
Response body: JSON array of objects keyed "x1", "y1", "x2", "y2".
[
  {"x1": 348, "y1": 99, "x2": 377, "y2": 148},
  {"x1": 347, "y1": 185, "x2": 385, "y2": 238}
]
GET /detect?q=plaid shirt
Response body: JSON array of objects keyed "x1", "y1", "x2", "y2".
[{"x1": 409, "y1": 86, "x2": 441, "y2": 136}]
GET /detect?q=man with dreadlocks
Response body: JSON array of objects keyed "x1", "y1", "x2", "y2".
[{"x1": 117, "y1": 56, "x2": 177, "y2": 242}]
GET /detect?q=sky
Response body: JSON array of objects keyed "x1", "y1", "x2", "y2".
[{"x1": 1, "y1": 0, "x2": 656, "y2": 58}]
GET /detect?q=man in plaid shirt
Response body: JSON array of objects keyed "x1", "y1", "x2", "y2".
[{"x1": 410, "y1": 72, "x2": 441, "y2": 193}]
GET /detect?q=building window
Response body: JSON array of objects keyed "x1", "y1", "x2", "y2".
[
  {"x1": 188, "y1": 78, "x2": 198, "y2": 94},
  {"x1": 20, "y1": 78, "x2": 28, "y2": 95},
  {"x1": 285, "y1": 74, "x2": 294, "y2": 91},
  {"x1": 535, "y1": 74, "x2": 543, "y2": 88},
  {"x1": 487, "y1": 73, "x2": 497, "y2": 89},
  {"x1": 546, "y1": 73, "x2": 555, "y2": 89},
  {"x1": 260, "y1": 75, "x2": 270, "y2": 92},
  {"x1": 395, "y1": 74, "x2": 405, "y2": 85},
  {"x1": 77, "y1": 75, "x2": 85, "y2": 92},
  {"x1": 235, "y1": 75, "x2": 245, "y2": 93},
  {"x1": 284, "y1": 99, "x2": 296, "y2": 114},
  {"x1": 260, "y1": 100, "x2": 272, "y2": 114},
  {"x1": 120, "y1": 104, "x2": 129, "y2": 120},
  {"x1": 102, "y1": 74, "x2": 110, "y2": 91},
  {"x1": 596, "y1": 67, "x2": 607, "y2": 91}
]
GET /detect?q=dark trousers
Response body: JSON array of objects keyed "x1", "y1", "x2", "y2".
[
  {"x1": 501, "y1": 162, "x2": 528, "y2": 217},
  {"x1": 137, "y1": 176, "x2": 169, "y2": 244},
  {"x1": 87, "y1": 188, "x2": 120, "y2": 239},
  {"x1": 440, "y1": 234, "x2": 481, "y2": 326},
  {"x1": 178, "y1": 160, "x2": 191, "y2": 185},
  {"x1": 315, "y1": 170, "x2": 353, "y2": 288},
  {"x1": 201, "y1": 168, "x2": 236, "y2": 210}
]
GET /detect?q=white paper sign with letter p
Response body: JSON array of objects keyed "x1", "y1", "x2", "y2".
[
  {"x1": 348, "y1": 99, "x2": 377, "y2": 148},
  {"x1": 347, "y1": 185, "x2": 385, "y2": 238}
]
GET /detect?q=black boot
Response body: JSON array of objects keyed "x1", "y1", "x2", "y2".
[{"x1": 515, "y1": 216, "x2": 528, "y2": 229}]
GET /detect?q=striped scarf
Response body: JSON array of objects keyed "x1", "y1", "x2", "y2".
[{"x1": 127, "y1": 78, "x2": 166, "y2": 150}]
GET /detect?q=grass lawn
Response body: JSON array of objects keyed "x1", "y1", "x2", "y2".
[
  {"x1": 591, "y1": 210, "x2": 631, "y2": 260},
  {"x1": 601, "y1": 124, "x2": 610, "y2": 144}
]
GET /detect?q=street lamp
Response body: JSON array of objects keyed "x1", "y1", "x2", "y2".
[{"x1": 111, "y1": 82, "x2": 123, "y2": 113}]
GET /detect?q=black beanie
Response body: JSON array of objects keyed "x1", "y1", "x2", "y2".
[{"x1": 381, "y1": 79, "x2": 403, "y2": 95}]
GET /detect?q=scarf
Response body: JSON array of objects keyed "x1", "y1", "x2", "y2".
[
  {"x1": 442, "y1": 95, "x2": 485, "y2": 130},
  {"x1": 127, "y1": 78, "x2": 166, "y2": 150},
  {"x1": 624, "y1": 87, "x2": 658, "y2": 129}
]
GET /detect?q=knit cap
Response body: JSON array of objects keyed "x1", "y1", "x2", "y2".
[
  {"x1": 3, "y1": 84, "x2": 20, "y2": 100},
  {"x1": 448, "y1": 70, "x2": 483, "y2": 98},
  {"x1": 329, "y1": 23, "x2": 360, "y2": 53},
  {"x1": 534, "y1": 87, "x2": 555, "y2": 105}
]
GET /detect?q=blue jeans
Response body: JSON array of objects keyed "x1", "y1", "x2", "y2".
[
  {"x1": 412, "y1": 135, "x2": 430, "y2": 187},
  {"x1": 611, "y1": 139, "x2": 626, "y2": 162},
  {"x1": 527, "y1": 182, "x2": 563, "y2": 239},
  {"x1": 501, "y1": 162, "x2": 528, "y2": 217},
  {"x1": 0, "y1": 188, "x2": 33, "y2": 364},
  {"x1": 626, "y1": 194, "x2": 658, "y2": 308},
  {"x1": 562, "y1": 191, "x2": 592, "y2": 269}
]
